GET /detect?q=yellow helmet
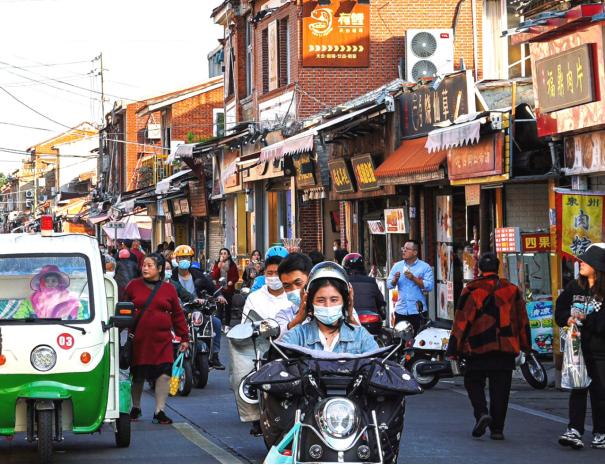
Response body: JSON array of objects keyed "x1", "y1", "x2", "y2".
[{"x1": 174, "y1": 245, "x2": 194, "y2": 258}]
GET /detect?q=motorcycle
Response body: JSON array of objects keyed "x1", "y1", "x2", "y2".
[
  {"x1": 358, "y1": 305, "x2": 393, "y2": 348},
  {"x1": 183, "y1": 298, "x2": 214, "y2": 389},
  {"x1": 244, "y1": 321, "x2": 420, "y2": 464}
]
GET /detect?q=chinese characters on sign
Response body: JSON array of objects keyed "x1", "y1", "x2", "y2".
[
  {"x1": 294, "y1": 153, "x2": 317, "y2": 188},
  {"x1": 495, "y1": 227, "x2": 521, "y2": 253},
  {"x1": 302, "y1": 0, "x2": 370, "y2": 67},
  {"x1": 535, "y1": 45, "x2": 596, "y2": 114},
  {"x1": 448, "y1": 133, "x2": 504, "y2": 180},
  {"x1": 328, "y1": 158, "x2": 355, "y2": 193},
  {"x1": 521, "y1": 233, "x2": 551, "y2": 253},
  {"x1": 350, "y1": 154, "x2": 379, "y2": 191},
  {"x1": 400, "y1": 71, "x2": 473, "y2": 138},
  {"x1": 556, "y1": 192, "x2": 605, "y2": 258}
]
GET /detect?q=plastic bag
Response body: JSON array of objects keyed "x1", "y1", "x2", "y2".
[
  {"x1": 561, "y1": 324, "x2": 591, "y2": 390},
  {"x1": 169, "y1": 353, "x2": 184, "y2": 396}
]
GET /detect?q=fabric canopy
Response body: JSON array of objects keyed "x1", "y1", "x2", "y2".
[
  {"x1": 102, "y1": 222, "x2": 151, "y2": 240},
  {"x1": 375, "y1": 137, "x2": 447, "y2": 184},
  {"x1": 425, "y1": 118, "x2": 485, "y2": 153}
]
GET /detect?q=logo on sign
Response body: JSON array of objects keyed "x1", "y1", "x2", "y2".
[
  {"x1": 57, "y1": 333, "x2": 75, "y2": 350},
  {"x1": 309, "y1": 8, "x2": 333, "y2": 37}
]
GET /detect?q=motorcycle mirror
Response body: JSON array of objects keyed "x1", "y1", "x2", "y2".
[
  {"x1": 218, "y1": 277, "x2": 227, "y2": 286},
  {"x1": 258, "y1": 319, "x2": 280, "y2": 339},
  {"x1": 240, "y1": 287, "x2": 251, "y2": 296},
  {"x1": 394, "y1": 320, "x2": 414, "y2": 342},
  {"x1": 227, "y1": 323, "x2": 254, "y2": 340}
]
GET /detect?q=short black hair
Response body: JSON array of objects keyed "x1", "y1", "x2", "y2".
[
  {"x1": 265, "y1": 255, "x2": 284, "y2": 267},
  {"x1": 146, "y1": 252, "x2": 166, "y2": 279},
  {"x1": 405, "y1": 239, "x2": 420, "y2": 251},
  {"x1": 123, "y1": 239, "x2": 133, "y2": 248},
  {"x1": 278, "y1": 252, "x2": 313, "y2": 277},
  {"x1": 333, "y1": 239, "x2": 341, "y2": 247},
  {"x1": 479, "y1": 252, "x2": 500, "y2": 273},
  {"x1": 308, "y1": 250, "x2": 325, "y2": 266}
]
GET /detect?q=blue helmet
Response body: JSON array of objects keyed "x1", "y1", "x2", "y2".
[{"x1": 266, "y1": 245, "x2": 289, "y2": 259}]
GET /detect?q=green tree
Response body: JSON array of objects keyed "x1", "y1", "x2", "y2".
[{"x1": 0, "y1": 173, "x2": 8, "y2": 190}]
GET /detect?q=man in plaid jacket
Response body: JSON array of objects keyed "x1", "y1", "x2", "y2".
[{"x1": 446, "y1": 252, "x2": 531, "y2": 440}]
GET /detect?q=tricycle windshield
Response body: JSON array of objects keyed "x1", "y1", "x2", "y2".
[{"x1": 0, "y1": 254, "x2": 92, "y2": 322}]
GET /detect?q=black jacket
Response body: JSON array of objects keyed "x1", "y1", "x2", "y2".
[
  {"x1": 555, "y1": 280, "x2": 605, "y2": 356},
  {"x1": 348, "y1": 273, "x2": 386, "y2": 316},
  {"x1": 170, "y1": 269, "x2": 217, "y2": 302},
  {"x1": 114, "y1": 259, "x2": 140, "y2": 300}
]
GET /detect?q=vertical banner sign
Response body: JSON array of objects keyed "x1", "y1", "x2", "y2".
[
  {"x1": 556, "y1": 191, "x2": 605, "y2": 258},
  {"x1": 268, "y1": 20, "x2": 279, "y2": 91},
  {"x1": 302, "y1": 0, "x2": 370, "y2": 68}
]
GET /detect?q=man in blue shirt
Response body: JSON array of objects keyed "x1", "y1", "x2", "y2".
[{"x1": 387, "y1": 240, "x2": 434, "y2": 333}]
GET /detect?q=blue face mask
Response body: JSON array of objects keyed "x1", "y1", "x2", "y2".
[
  {"x1": 287, "y1": 290, "x2": 301, "y2": 307},
  {"x1": 171, "y1": 258, "x2": 178, "y2": 268},
  {"x1": 164, "y1": 270, "x2": 172, "y2": 280},
  {"x1": 178, "y1": 260, "x2": 191, "y2": 271},
  {"x1": 314, "y1": 305, "x2": 343, "y2": 326}
]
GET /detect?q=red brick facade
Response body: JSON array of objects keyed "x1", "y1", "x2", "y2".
[{"x1": 300, "y1": 199, "x2": 323, "y2": 253}]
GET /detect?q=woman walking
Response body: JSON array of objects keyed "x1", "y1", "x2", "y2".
[
  {"x1": 125, "y1": 253, "x2": 189, "y2": 425},
  {"x1": 242, "y1": 249, "x2": 263, "y2": 288},
  {"x1": 555, "y1": 243, "x2": 605, "y2": 449},
  {"x1": 211, "y1": 248, "x2": 239, "y2": 331}
]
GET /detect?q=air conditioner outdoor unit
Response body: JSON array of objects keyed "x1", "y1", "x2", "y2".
[{"x1": 405, "y1": 29, "x2": 454, "y2": 82}]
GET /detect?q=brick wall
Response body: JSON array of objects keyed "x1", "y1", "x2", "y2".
[
  {"x1": 171, "y1": 86, "x2": 224, "y2": 142},
  {"x1": 504, "y1": 183, "x2": 549, "y2": 231},
  {"x1": 299, "y1": 199, "x2": 323, "y2": 253}
]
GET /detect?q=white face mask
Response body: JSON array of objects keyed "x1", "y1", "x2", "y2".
[
  {"x1": 333, "y1": 246, "x2": 338, "y2": 251},
  {"x1": 266, "y1": 276, "x2": 283, "y2": 291},
  {"x1": 106, "y1": 271, "x2": 115, "y2": 278}
]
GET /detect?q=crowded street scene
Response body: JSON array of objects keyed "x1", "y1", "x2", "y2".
[{"x1": 1, "y1": 0, "x2": 605, "y2": 463}]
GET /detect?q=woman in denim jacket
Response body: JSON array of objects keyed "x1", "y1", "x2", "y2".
[{"x1": 282, "y1": 262, "x2": 377, "y2": 354}]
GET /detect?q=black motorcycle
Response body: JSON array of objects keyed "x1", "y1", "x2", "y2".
[
  {"x1": 183, "y1": 296, "x2": 218, "y2": 389},
  {"x1": 245, "y1": 321, "x2": 420, "y2": 464}
]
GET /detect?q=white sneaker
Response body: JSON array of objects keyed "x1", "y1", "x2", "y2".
[
  {"x1": 559, "y1": 428, "x2": 584, "y2": 449},
  {"x1": 592, "y1": 433, "x2": 605, "y2": 449}
]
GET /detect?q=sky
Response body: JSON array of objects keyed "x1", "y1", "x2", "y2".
[{"x1": 0, "y1": 0, "x2": 224, "y2": 173}]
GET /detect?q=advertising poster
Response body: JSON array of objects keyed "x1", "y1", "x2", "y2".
[
  {"x1": 437, "y1": 242, "x2": 453, "y2": 281},
  {"x1": 384, "y1": 208, "x2": 407, "y2": 234},
  {"x1": 437, "y1": 283, "x2": 453, "y2": 320},
  {"x1": 526, "y1": 301, "x2": 554, "y2": 354},
  {"x1": 436, "y1": 195, "x2": 452, "y2": 242},
  {"x1": 367, "y1": 220, "x2": 386, "y2": 235}
]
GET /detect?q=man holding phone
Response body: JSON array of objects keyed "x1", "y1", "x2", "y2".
[{"x1": 387, "y1": 240, "x2": 434, "y2": 333}]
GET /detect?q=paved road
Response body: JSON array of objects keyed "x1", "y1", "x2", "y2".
[{"x1": 1, "y1": 346, "x2": 603, "y2": 463}]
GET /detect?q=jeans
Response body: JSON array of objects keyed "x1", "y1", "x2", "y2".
[
  {"x1": 464, "y1": 369, "x2": 513, "y2": 433},
  {"x1": 568, "y1": 356, "x2": 605, "y2": 434},
  {"x1": 212, "y1": 316, "x2": 222, "y2": 354}
]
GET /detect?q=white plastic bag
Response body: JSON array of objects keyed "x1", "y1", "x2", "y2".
[{"x1": 561, "y1": 324, "x2": 591, "y2": 390}]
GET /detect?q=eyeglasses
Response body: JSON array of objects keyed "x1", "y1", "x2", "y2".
[{"x1": 401, "y1": 247, "x2": 415, "y2": 251}]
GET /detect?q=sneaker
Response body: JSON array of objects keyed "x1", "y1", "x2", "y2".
[
  {"x1": 559, "y1": 428, "x2": 584, "y2": 449},
  {"x1": 210, "y1": 355, "x2": 226, "y2": 370},
  {"x1": 472, "y1": 414, "x2": 492, "y2": 438},
  {"x1": 130, "y1": 407, "x2": 141, "y2": 421},
  {"x1": 152, "y1": 410, "x2": 173, "y2": 425},
  {"x1": 592, "y1": 433, "x2": 605, "y2": 449},
  {"x1": 490, "y1": 432, "x2": 505, "y2": 440}
]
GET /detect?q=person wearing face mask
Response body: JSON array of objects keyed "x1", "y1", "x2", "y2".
[
  {"x1": 249, "y1": 246, "x2": 289, "y2": 292},
  {"x1": 282, "y1": 262, "x2": 377, "y2": 354},
  {"x1": 274, "y1": 253, "x2": 314, "y2": 335},
  {"x1": 241, "y1": 255, "x2": 290, "y2": 323}
]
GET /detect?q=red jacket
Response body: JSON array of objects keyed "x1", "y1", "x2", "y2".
[
  {"x1": 211, "y1": 260, "x2": 239, "y2": 295},
  {"x1": 446, "y1": 274, "x2": 531, "y2": 358},
  {"x1": 125, "y1": 279, "x2": 189, "y2": 366}
]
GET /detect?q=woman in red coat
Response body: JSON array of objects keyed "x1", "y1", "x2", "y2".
[
  {"x1": 211, "y1": 248, "x2": 240, "y2": 330},
  {"x1": 125, "y1": 253, "x2": 189, "y2": 425}
]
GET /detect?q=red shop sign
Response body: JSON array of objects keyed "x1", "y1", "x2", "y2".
[
  {"x1": 448, "y1": 133, "x2": 504, "y2": 180},
  {"x1": 522, "y1": 233, "x2": 551, "y2": 253}
]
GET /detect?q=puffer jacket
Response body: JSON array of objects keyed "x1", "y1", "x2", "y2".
[{"x1": 446, "y1": 274, "x2": 531, "y2": 358}]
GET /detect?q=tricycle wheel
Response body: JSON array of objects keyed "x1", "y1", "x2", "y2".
[
  {"x1": 179, "y1": 359, "x2": 193, "y2": 396},
  {"x1": 410, "y1": 357, "x2": 439, "y2": 389},
  {"x1": 115, "y1": 413, "x2": 131, "y2": 448},
  {"x1": 521, "y1": 353, "x2": 548, "y2": 389},
  {"x1": 37, "y1": 410, "x2": 53, "y2": 463},
  {"x1": 195, "y1": 353, "x2": 210, "y2": 389}
]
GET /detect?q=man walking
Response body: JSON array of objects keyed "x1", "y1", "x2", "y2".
[
  {"x1": 387, "y1": 240, "x2": 433, "y2": 334},
  {"x1": 447, "y1": 252, "x2": 531, "y2": 440}
]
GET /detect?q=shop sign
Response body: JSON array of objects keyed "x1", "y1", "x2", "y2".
[
  {"x1": 522, "y1": 233, "x2": 551, "y2": 253},
  {"x1": 162, "y1": 200, "x2": 172, "y2": 223},
  {"x1": 302, "y1": 0, "x2": 370, "y2": 68},
  {"x1": 350, "y1": 154, "x2": 379, "y2": 191},
  {"x1": 527, "y1": 301, "x2": 554, "y2": 354},
  {"x1": 220, "y1": 150, "x2": 239, "y2": 190},
  {"x1": 188, "y1": 181, "x2": 208, "y2": 218},
  {"x1": 328, "y1": 158, "x2": 355, "y2": 193},
  {"x1": 465, "y1": 184, "x2": 481, "y2": 206},
  {"x1": 171, "y1": 199, "x2": 183, "y2": 217},
  {"x1": 400, "y1": 71, "x2": 474, "y2": 138},
  {"x1": 294, "y1": 153, "x2": 316, "y2": 188},
  {"x1": 556, "y1": 191, "x2": 605, "y2": 258},
  {"x1": 563, "y1": 132, "x2": 605, "y2": 175},
  {"x1": 495, "y1": 227, "x2": 521, "y2": 253},
  {"x1": 448, "y1": 133, "x2": 504, "y2": 181},
  {"x1": 179, "y1": 198, "x2": 190, "y2": 215},
  {"x1": 384, "y1": 208, "x2": 408, "y2": 234},
  {"x1": 367, "y1": 220, "x2": 386, "y2": 235},
  {"x1": 535, "y1": 44, "x2": 595, "y2": 114}
]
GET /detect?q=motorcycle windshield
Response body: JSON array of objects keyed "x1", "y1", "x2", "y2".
[{"x1": 273, "y1": 341, "x2": 393, "y2": 360}]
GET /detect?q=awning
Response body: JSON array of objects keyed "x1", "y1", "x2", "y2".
[
  {"x1": 425, "y1": 117, "x2": 486, "y2": 153},
  {"x1": 155, "y1": 169, "x2": 192, "y2": 194},
  {"x1": 375, "y1": 137, "x2": 448, "y2": 185},
  {"x1": 88, "y1": 214, "x2": 109, "y2": 225},
  {"x1": 166, "y1": 143, "x2": 196, "y2": 164},
  {"x1": 260, "y1": 105, "x2": 381, "y2": 163}
]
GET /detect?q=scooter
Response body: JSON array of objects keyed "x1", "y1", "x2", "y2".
[{"x1": 358, "y1": 305, "x2": 393, "y2": 347}]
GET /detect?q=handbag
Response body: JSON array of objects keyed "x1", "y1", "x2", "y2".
[
  {"x1": 169, "y1": 352, "x2": 185, "y2": 396},
  {"x1": 561, "y1": 324, "x2": 592, "y2": 390},
  {"x1": 119, "y1": 282, "x2": 163, "y2": 370}
]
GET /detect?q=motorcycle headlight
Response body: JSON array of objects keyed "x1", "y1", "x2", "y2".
[
  {"x1": 31, "y1": 345, "x2": 57, "y2": 372},
  {"x1": 317, "y1": 398, "x2": 358, "y2": 438}
]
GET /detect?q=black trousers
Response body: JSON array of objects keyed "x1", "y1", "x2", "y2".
[
  {"x1": 395, "y1": 313, "x2": 424, "y2": 335},
  {"x1": 218, "y1": 292, "x2": 234, "y2": 326},
  {"x1": 568, "y1": 356, "x2": 605, "y2": 435},
  {"x1": 463, "y1": 369, "x2": 513, "y2": 433}
]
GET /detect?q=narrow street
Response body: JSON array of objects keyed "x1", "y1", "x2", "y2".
[{"x1": 2, "y1": 347, "x2": 603, "y2": 464}]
